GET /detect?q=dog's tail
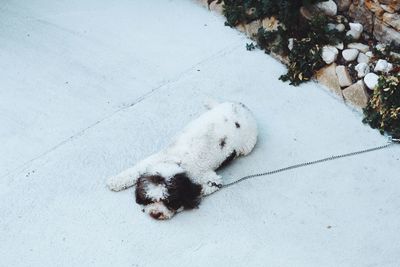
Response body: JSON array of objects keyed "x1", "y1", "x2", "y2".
[{"x1": 203, "y1": 97, "x2": 220, "y2": 110}]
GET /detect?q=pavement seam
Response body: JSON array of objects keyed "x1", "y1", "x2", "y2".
[{"x1": 1, "y1": 43, "x2": 242, "y2": 180}]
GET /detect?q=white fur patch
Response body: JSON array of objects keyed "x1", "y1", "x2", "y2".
[
  {"x1": 146, "y1": 162, "x2": 183, "y2": 180},
  {"x1": 145, "y1": 182, "x2": 168, "y2": 201}
]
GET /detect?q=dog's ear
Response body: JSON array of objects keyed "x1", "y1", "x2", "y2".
[
  {"x1": 135, "y1": 176, "x2": 152, "y2": 205},
  {"x1": 165, "y1": 173, "x2": 202, "y2": 210}
]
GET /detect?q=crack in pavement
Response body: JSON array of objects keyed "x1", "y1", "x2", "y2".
[{"x1": 1, "y1": 43, "x2": 243, "y2": 180}]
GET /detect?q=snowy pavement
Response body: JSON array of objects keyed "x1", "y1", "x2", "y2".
[{"x1": 1, "y1": 1, "x2": 399, "y2": 266}]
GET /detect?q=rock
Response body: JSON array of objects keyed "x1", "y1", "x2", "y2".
[
  {"x1": 335, "y1": 42, "x2": 344, "y2": 50},
  {"x1": 322, "y1": 45, "x2": 339, "y2": 64},
  {"x1": 373, "y1": 19, "x2": 400, "y2": 45},
  {"x1": 335, "y1": 23, "x2": 346, "y2": 32},
  {"x1": 357, "y1": 52, "x2": 370, "y2": 63},
  {"x1": 349, "y1": 4, "x2": 374, "y2": 33},
  {"x1": 379, "y1": 0, "x2": 392, "y2": 5},
  {"x1": 236, "y1": 23, "x2": 246, "y2": 33},
  {"x1": 245, "y1": 20, "x2": 262, "y2": 37},
  {"x1": 336, "y1": 0, "x2": 352, "y2": 11},
  {"x1": 288, "y1": 38, "x2": 294, "y2": 51},
  {"x1": 343, "y1": 81, "x2": 369, "y2": 108},
  {"x1": 375, "y1": 0, "x2": 400, "y2": 10},
  {"x1": 364, "y1": 73, "x2": 379, "y2": 90},
  {"x1": 209, "y1": 1, "x2": 224, "y2": 14},
  {"x1": 365, "y1": 0, "x2": 385, "y2": 18},
  {"x1": 342, "y1": 48, "x2": 359, "y2": 62},
  {"x1": 313, "y1": 0, "x2": 338, "y2": 16},
  {"x1": 300, "y1": 6, "x2": 313, "y2": 20},
  {"x1": 374, "y1": 59, "x2": 393, "y2": 73},
  {"x1": 375, "y1": 43, "x2": 386, "y2": 51},
  {"x1": 389, "y1": 1, "x2": 400, "y2": 11},
  {"x1": 327, "y1": 23, "x2": 336, "y2": 31},
  {"x1": 355, "y1": 62, "x2": 370, "y2": 78},
  {"x1": 381, "y1": 4, "x2": 396, "y2": 13},
  {"x1": 300, "y1": 0, "x2": 337, "y2": 19},
  {"x1": 391, "y1": 51, "x2": 400, "y2": 60},
  {"x1": 315, "y1": 63, "x2": 343, "y2": 98},
  {"x1": 365, "y1": 51, "x2": 373, "y2": 57},
  {"x1": 335, "y1": 65, "x2": 353, "y2": 87},
  {"x1": 336, "y1": 15, "x2": 348, "y2": 24},
  {"x1": 347, "y1": 42, "x2": 370, "y2": 53},
  {"x1": 346, "y1": 23, "x2": 363, "y2": 40},
  {"x1": 382, "y1": 12, "x2": 400, "y2": 31},
  {"x1": 245, "y1": 7, "x2": 257, "y2": 16}
]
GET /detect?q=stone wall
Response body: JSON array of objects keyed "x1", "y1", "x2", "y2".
[
  {"x1": 200, "y1": 0, "x2": 400, "y2": 112},
  {"x1": 337, "y1": 0, "x2": 400, "y2": 44}
]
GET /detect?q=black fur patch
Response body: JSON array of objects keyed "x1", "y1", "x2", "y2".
[
  {"x1": 147, "y1": 175, "x2": 165, "y2": 184},
  {"x1": 135, "y1": 175, "x2": 165, "y2": 205},
  {"x1": 235, "y1": 122, "x2": 240, "y2": 128},
  {"x1": 217, "y1": 150, "x2": 237, "y2": 170},
  {"x1": 220, "y1": 137, "x2": 227, "y2": 148},
  {"x1": 164, "y1": 173, "x2": 202, "y2": 211}
]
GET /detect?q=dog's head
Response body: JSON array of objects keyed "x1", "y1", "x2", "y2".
[{"x1": 135, "y1": 164, "x2": 202, "y2": 220}]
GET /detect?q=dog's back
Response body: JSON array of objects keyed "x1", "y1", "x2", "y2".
[{"x1": 166, "y1": 102, "x2": 258, "y2": 172}]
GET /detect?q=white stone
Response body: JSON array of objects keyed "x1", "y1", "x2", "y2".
[
  {"x1": 342, "y1": 48, "x2": 359, "y2": 62},
  {"x1": 391, "y1": 51, "x2": 400, "y2": 60},
  {"x1": 346, "y1": 23, "x2": 363, "y2": 40},
  {"x1": 336, "y1": 23, "x2": 345, "y2": 32},
  {"x1": 357, "y1": 53, "x2": 370, "y2": 63},
  {"x1": 374, "y1": 59, "x2": 393, "y2": 73},
  {"x1": 364, "y1": 73, "x2": 379, "y2": 90},
  {"x1": 322, "y1": 45, "x2": 339, "y2": 64},
  {"x1": 349, "y1": 22, "x2": 363, "y2": 33},
  {"x1": 347, "y1": 43, "x2": 370, "y2": 53},
  {"x1": 288, "y1": 38, "x2": 294, "y2": 51},
  {"x1": 314, "y1": 0, "x2": 338, "y2": 16},
  {"x1": 327, "y1": 23, "x2": 336, "y2": 30},
  {"x1": 335, "y1": 42, "x2": 344, "y2": 50},
  {"x1": 365, "y1": 51, "x2": 373, "y2": 58},
  {"x1": 335, "y1": 65, "x2": 353, "y2": 87},
  {"x1": 375, "y1": 43, "x2": 385, "y2": 51},
  {"x1": 355, "y1": 62, "x2": 370, "y2": 78}
]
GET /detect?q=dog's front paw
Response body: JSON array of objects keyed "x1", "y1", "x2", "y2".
[
  {"x1": 106, "y1": 175, "x2": 129, "y2": 192},
  {"x1": 201, "y1": 181, "x2": 222, "y2": 196}
]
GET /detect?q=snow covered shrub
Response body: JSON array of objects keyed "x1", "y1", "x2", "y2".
[
  {"x1": 278, "y1": 16, "x2": 345, "y2": 85},
  {"x1": 220, "y1": 0, "x2": 348, "y2": 85},
  {"x1": 372, "y1": 41, "x2": 400, "y2": 66},
  {"x1": 222, "y1": 0, "x2": 327, "y2": 28},
  {"x1": 363, "y1": 74, "x2": 400, "y2": 138}
]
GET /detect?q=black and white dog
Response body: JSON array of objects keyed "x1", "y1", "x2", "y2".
[{"x1": 107, "y1": 102, "x2": 258, "y2": 220}]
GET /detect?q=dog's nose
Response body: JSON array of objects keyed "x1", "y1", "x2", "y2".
[{"x1": 150, "y1": 211, "x2": 163, "y2": 220}]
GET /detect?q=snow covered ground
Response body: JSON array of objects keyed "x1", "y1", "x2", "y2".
[{"x1": 1, "y1": 0, "x2": 399, "y2": 266}]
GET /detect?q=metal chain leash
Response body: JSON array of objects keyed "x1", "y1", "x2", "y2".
[{"x1": 215, "y1": 136, "x2": 400, "y2": 190}]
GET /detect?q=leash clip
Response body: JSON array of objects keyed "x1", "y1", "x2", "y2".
[
  {"x1": 207, "y1": 181, "x2": 223, "y2": 188},
  {"x1": 388, "y1": 136, "x2": 400, "y2": 143}
]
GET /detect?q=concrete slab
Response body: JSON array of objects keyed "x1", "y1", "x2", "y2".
[{"x1": 1, "y1": 1, "x2": 399, "y2": 266}]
